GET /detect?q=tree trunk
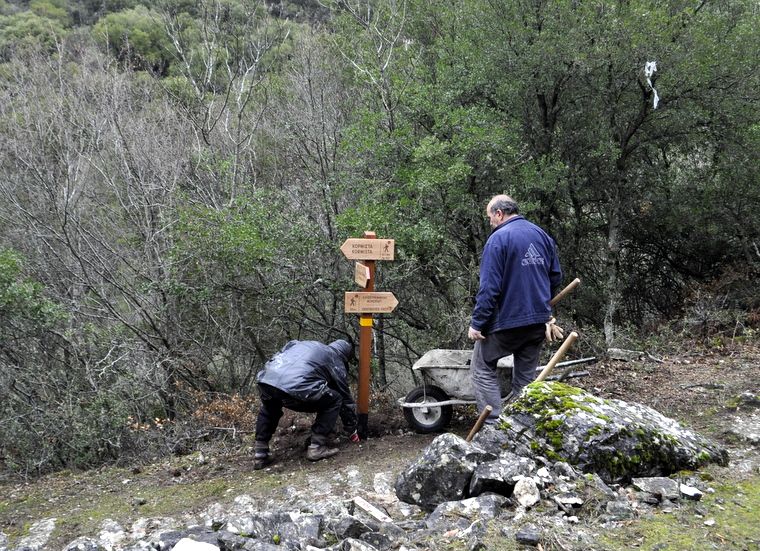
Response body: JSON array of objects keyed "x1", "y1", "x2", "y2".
[{"x1": 603, "y1": 184, "x2": 622, "y2": 347}]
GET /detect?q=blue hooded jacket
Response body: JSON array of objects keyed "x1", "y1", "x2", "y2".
[{"x1": 471, "y1": 216, "x2": 562, "y2": 334}]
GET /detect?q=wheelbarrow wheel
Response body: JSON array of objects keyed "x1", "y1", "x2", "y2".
[{"x1": 402, "y1": 385, "x2": 453, "y2": 433}]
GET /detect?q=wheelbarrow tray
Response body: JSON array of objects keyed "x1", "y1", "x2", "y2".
[
  {"x1": 398, "y1": 350, "x2": 596, "y2": 433},
  {"x1": 410, "y1": 349, "x2": 513, "y2": 401}
]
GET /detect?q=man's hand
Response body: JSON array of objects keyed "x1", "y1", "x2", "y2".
[
  {"x1": 468, "y1": 326, "x2": 486, "y2": 341},
  {"x1": 545, "y1": 317, "x2": 564, "y2": 342},
  {"x1": 349, "y1": 430, "x2": 361, "y2": 443}
]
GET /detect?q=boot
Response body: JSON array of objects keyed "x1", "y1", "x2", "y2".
[
  {"x1": 306, "y1": 443, "x2": 339, "y2": 462},
  {"x1": 253, "y1": 441, "x2": 273, "y2": 470}
]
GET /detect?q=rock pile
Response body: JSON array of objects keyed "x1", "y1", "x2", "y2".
[{"x1": 0, "y1": 383, "x2": 736, "y2": 551}]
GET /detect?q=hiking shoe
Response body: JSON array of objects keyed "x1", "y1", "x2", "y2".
[
  {"x1": 253, "y1": 451, "x2": 273, "y2": 470},
  {"x1": 306, "y1": 444, "x2": 339, "y2": 462}
]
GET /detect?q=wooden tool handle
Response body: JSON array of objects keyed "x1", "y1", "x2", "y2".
[
  {"x1": 535, "y1": 331, "x2": 579, "y2": 382},
  {"x1": 549, "y1": 278, "x2": 581, "y2": 307},
  {"x1": 466, "y1": 405, "x2": 493, "y2": 442}
]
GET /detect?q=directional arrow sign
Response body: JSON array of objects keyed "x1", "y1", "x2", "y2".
[
  {"x1": 340, "y1": 238, "x2": 394, "y2": 261},
  {"x1": 344, "y1": 292, "x2": 398, "y2": 313},
  {"x1": 354, "y1": 262, "x2": 371, "y2": 288}
]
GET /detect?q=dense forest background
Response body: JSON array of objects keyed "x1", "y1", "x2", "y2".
[{"x1": 1, "y1": 0, "x2": 758, "y2": 476}]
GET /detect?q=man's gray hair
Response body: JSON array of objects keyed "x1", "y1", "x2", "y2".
[{"x1": 490, "y1": 196, "x2": 520, "y2": 216}]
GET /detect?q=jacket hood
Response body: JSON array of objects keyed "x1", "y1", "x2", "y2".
[{"x1": 328, "y1": 339, "x2": 353, "y2": 363}]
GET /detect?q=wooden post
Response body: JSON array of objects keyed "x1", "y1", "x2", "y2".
[
  {"x1": 341, "y1": 231, "x2": 396, "y2": 440},
  {"x1": 357, "y1": 231, "x2": 376, "y2": 439}
]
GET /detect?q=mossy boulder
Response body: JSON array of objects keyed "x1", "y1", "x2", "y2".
[{"x1": 500, "y1": 382, "x2": 728, "y2": 484}]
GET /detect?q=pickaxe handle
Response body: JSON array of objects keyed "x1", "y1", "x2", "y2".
[
  {"x1": 535, "y1": 331, "x2": 579, "y2": 382},
  {"x1": 549, "y1": 278, "x2": 580, "y2": 307},
  {"x1": 466, "y1": 405, "x2": 493, "y2": 442}
]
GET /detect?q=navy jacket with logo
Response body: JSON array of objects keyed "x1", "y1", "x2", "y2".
[{"x1": 471, "y1": 216, "x2": 562, "y2": 334}]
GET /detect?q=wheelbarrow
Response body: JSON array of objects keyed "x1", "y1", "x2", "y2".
[{"x1": 398, "y1": 349, "x2": 596, "y2": 433}]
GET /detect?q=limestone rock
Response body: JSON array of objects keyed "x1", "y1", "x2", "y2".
[
  {"x1": 468, "y1": 452, "x2": 537, "y2": 497},
  {"x1": 513, "y1": 477, "x2": 540, "y2": 508},
  {"x1": 500, "y1": 382, "x2": 728, "y2": 484},
  {"x1": 632, "y1": 477, "x2": 680, "y2": 501},
  {"x1": 394, "y1": 433, "x2": 496, "y2": 511},
  {"x1": 426, "y1": 494, "x2": 507, "y2": 529}
]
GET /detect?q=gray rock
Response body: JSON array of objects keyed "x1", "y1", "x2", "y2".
[
  {"x1": 62, "y1": 537, "x2": 105, "y2": 551},
  {"x1": 680, "y1": 484, "x2": 704, "y2": 501},
  {"x1": 395, "y1": 433, "x2": 496, "y2": 511},
  {"x1": 605, "y1": 500, "x2": 634, "y2": 520},
  {"x1": 16, "y1": 518, "x2": 56, "y2": 551},
  {"x1": 98, "y1": 519, "x2": 126, "y2": 549},
  {"x1": 358, "y1": 531, "x2": 393, "y2": 550},
  {"x1": 514, "y1": 524, "x2": 541, "y2": 546},
  {"x1": 553, "y1": 493, "x2": 584, "y2": 508},
  {"x1": 500, "y1": 382, "x2": 728, "y2": 484},
  {"x1": 172, "y1": 539, "x2": 219, "y2": 551},
  {"x1": 553, "y1": 461, "x2": 580, "y2": 480},
  {"x1": 372, "y1": 472, "x2": 395, "y2": 495},
  {"x1": 470, "y1": 424, "x2": 511, "y2": 456},
  {"x1": 468, "y1": 452, "x2": 537, "y2": 497},
  {"x1": 632, "y1": 477, "x2": 680, "y2": 501},
  {"x1": 738, "y1": 391, "x2": 760, "y2": 408},
  {"x1": 216, "y1": 531, "x2": 250, "y2": 551},
  {"x1": 426, "y1": 494, "x2": 507, "y2": 529},
  {"x1": 330, "y1": 515, "x2": 378, "y2": 539},
  {"x1": 340, "y1": 538, "x2": 378, "y2": 551},
  {"x1": 513, "y1": 477, "x2": 540, "y2": 508},
  {"x1": 726, "y1": 411, "x2": 760, "y2": 446},
  {"x1": 582, "y1": 473, "x2": 617, "y2": 499},
  {"x1": 0, "y1": 532, "x2": 7, "y2": 551}
]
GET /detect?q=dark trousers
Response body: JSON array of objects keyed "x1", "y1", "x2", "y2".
[
  {"x1": 471, "y1": 323, "x2": 546, "y2": 423},
  {"x1": 255, "y1": 383, "x2": 341, "y2": 446}
]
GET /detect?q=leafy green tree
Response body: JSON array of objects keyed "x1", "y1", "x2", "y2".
[
  {"x1": 92, "y1": 5, "x2": 172, "y2": 74},
  {"x1": 0, "y1": 10, "x2": 67, "y2": 58}
]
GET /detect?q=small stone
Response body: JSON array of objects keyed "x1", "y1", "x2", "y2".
[
  {"x1": 704, "y1": 518, "x2": 716, "y2": 526},
  {"x1": 515, "y1": 524, "x2": 541, "y2": 546},
  {"x1": 513, "y1": 477, "x2": 540, "y2": 508},
  {"x1": 680, "y1": 484, "x2": 703, "y2": 501}
]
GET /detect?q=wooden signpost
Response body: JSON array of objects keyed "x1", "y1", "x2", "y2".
[{"x1": 341, "y1": 231, "x2": 397, "y2": 438}]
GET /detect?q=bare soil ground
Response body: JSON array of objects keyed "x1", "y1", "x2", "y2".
[{"x1": 1, "y1": 340, "x2": 759, "y2": 550}]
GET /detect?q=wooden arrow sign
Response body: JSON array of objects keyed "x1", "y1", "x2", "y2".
[
  {"x1": 344, "y1": 292, "x2": 398, "y2": 313},
  {"x1": 354, "y1": 262, "x2": 371, "y2": 288},
  {"x1": 340, "y1": 238, "x2": 394, "y2": 260}
]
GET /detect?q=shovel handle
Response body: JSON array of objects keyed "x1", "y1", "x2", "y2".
[
  {"x1": 535, "y1": 331, "x2": 579, "y2": 382},
  {"x1": 466, "y1": 405, "x2": 493, "y2": 442},
  {"x1": 549, "y1": 278, "x2": 580, "y2": 307}
]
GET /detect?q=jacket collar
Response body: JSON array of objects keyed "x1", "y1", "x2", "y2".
[{"x1": 491, "y1": 214, "x2": 523, "y2": 234}]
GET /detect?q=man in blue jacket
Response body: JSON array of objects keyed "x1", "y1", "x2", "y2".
[
  {"x1": 468, "y1": 195, "x2": 562, "y2": 424},
  {"x1": 253, "y1": 339, "x2": 359, "y2": 469}
]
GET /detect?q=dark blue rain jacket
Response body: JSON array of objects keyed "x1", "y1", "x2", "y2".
[{"x1": 471, "y1": 216, "x2": 562, "y2": 334}]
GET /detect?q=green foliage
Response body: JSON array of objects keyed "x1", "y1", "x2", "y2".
[
  {"x1": 0, "y1": 10, "x2": 68, "y2": 58},
  {"x1": 92, "y1": 5, "x2": 172, "y2": 74},
  {"x1": 29, "y1": 0, "x2": 69, "y2": 26},
  {"x1": 0, "y1": 248, "x2": 61, "y2": 328},
  {"x1": 172, "y1": 196, "x2": 280, "y2": 277}
]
